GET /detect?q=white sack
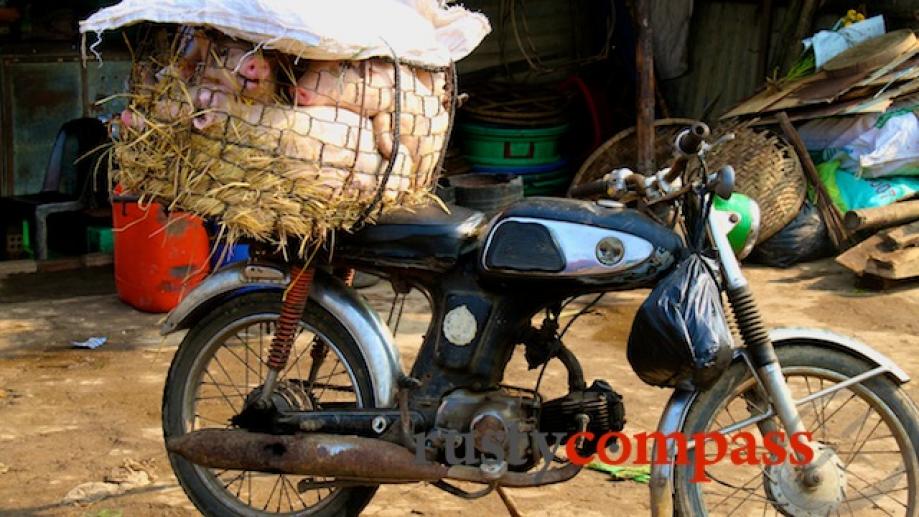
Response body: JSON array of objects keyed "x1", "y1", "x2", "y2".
[
  {"x1": 803, "y1": 15, "x2": 885, "y2": 70},
  {"x1": 80, "y1": 0, "x2": 491, "y2": 68},
  {"x1": 837, "y1": 112, "x2": 919, "y2": 178}
]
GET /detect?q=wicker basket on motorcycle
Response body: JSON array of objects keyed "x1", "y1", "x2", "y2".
[
  {"x1": 704, "y1": 124, "x2": 806, "y2": 241},
  {"x1": 112, "y1": 26, "x2": 455, "y2": 255}
]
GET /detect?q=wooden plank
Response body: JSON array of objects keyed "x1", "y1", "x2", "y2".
[
  {"x1": 881, "y1": 220, "x2": 919, "y2": 249},
  {"x1": 859, "y1": 49, "x2": 919, "y2": 87},
  {"x1": 842, "y1": 77, "x2": 919, "y2": 114},
  {"x1": 37, "y1": 256, "x2": 83, "y2": 273},
  {"x1": 720, "y1": 76, "x2": 815, "y2": 119},
  {"x1": 0, "y1": 259, "x2": 37, "y2": 278},
  {"x1": 844, "y1": 200, "x2": 919, "y2": 232},
  {"x1": 82, "y1": 252, "x2": 113, "y2": 267},
  {"x1": 635, "y1": 0, "x2": 655, "y2": 173},
  {"x1": 765, "y1": 70, "x2": 872, "y2": 111},
  {"x1": 835, "y1": 233, "x2": 883, "y2": 275},
  {"x1": 777, "y1": 112, "x2": 850, "y2": 249},
  {"x1": 824, "y1": 30, "x2": 918, "y2": 78},
  {"x1": 856, "y1": 273, "x2": 917, "y2": 291},
  {"x1": 865, "y1": 247, "x2": 919, "y2": 279}
]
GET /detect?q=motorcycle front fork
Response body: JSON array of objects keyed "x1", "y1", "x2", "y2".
[{"x1": 708, "y1": 215, "x2": 809, "y2": 440}]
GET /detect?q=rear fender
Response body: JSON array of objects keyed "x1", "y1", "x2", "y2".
[
  {"x1": 648, "y1": 327, "x2": 911, "y2": 517},
  {"x1": 160, "y1": 262, "x2": 403, "y2": 407}
]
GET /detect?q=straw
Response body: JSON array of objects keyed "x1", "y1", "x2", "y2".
[{"x1": 108, "y1": 27, "x2": 452, "y2": 256}]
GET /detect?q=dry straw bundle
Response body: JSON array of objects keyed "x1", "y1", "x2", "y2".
[{"x1": 113, "y1": 27, "x2": 454, "y2": 256}]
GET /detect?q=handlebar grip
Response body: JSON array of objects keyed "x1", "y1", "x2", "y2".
[
  {"x1": 569, "y1": 179, "x2": 609, "y2": 199},
  {"x1": 676, "y1": 122, "x2": 710, "y2": 155}
]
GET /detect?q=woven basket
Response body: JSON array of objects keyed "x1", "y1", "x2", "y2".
[
  {"x1": 570, "y1": 118, "x2": 695, "y2": 188},
  {"x1": 705, "y1": 124, "x2": 806, "y2": 241},
  {"x1": 571, "y1": 119, "x2": 805, "y2": 242},
  {"x1": 112, "y1": 27, "x2": 454, "y2": 255}
]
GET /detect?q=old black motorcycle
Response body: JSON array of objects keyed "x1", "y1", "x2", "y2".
[{"x1": 160, "y1": 123, "x2": 918, "y2": 516}]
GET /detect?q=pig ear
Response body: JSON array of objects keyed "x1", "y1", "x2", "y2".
[{"x1": 294, "y1": 86, "x2": 313, "y2": 106}]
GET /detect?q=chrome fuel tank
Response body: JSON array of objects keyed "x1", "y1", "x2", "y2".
[{"x1": 479, "y1": 198, "x2": 683, "y2": 288}]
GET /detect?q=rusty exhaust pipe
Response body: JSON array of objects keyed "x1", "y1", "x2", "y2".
[
  {"x1": 166, "y1": 429, "x2": 448, "y2": 482},
  {"x1": 167, "y1": 428, "x2": 582, "y2": 487}
]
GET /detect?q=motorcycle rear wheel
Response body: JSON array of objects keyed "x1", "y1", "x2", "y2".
[
  {"x1": 162, "y1": 291, "x2": 378, "y2": 517},
  {"x1": 674, "y1": 345, "x2": 919, "y2": 517}
]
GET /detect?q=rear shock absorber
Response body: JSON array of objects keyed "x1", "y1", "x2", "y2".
[{"x1": 257, "y1": 265, "x2": 315, "y2": 406}]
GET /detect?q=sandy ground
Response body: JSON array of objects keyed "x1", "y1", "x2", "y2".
[{"x1": 0, "y1": 259, "x2": 917, "y2": 516}]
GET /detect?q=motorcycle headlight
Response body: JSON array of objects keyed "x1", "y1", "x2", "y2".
[{"x1": 712, "y1": 194, "x2": 760, "y2": 260}]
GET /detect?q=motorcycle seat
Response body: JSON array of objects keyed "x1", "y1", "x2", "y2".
[{"x1": 336, "y1": 203, "x2": 486, "y2": 269}]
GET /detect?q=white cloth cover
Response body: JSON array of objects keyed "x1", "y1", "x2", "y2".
[{"x1": 80, "y1": 0, "x2": 491, "y2": 68}]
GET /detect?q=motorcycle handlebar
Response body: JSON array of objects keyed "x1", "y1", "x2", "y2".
[
  {"x1": 571, "y1": 122, "x2": 712, "y2": 200},
  {"x1": 569, "y1": 178, "x2": 609, "y2": 199},
  {"x1": 664, "y1": 122, "x2": 710, "y2": 183},
  {"x1": 677, "y1": 122, "x2": 709, "y2": 155}
]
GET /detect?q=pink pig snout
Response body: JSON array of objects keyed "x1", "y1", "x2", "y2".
[
  {"x1": 120, "y1": 109, "x2": 144, "y2": 131},
  {"x1": 239, "y1": 55, "x2": 270, "y2": 82}
]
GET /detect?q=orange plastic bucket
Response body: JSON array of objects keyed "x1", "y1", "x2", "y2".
[{"x1": 112, "y1": 191, "x2": 210, "y2": 313}]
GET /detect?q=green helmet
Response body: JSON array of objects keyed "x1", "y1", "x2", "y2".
[{"x1": 712, "y1": 193, "x2": 761, "y2": 260}]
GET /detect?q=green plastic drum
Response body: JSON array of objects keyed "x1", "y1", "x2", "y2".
[{"x1": 459, "y1": 122, "x2": 568, "y2": 167}]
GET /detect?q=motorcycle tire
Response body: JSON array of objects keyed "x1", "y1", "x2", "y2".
[
  {"x1": 162, "y1": 291, "x2": 378, "y2": 517},
  {"x1": 673, "y1": 344, "x2": 919, "y2": 517}
]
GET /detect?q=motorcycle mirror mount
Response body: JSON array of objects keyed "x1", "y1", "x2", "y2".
[{"x1": 708, "y1": 165, "x2": 735, "y2": 200}]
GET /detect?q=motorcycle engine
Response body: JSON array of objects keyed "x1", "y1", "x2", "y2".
[
  {"x1": 429, "y1": 380, "x2": 625, "y2": 470},
  {"x1": 432, "y1": 388, "x2": 539, "y2": 471},
  {"x1": 539, "y1": 380, "x2": 626, "y2": 456}
]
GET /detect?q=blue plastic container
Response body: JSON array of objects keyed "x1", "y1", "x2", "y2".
[{"x1": 212, "y1": 242, "x2": 250, "y2": 269}]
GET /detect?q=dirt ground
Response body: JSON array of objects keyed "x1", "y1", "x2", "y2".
[{"x1": 0, "y1": 259, "x2": 917, "y2": 516}]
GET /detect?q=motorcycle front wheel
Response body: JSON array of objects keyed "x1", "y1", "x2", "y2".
[
  {"x1": 674, "y1": 344, "x2": 919, "y2": 517},
  {"x1": 162, "y1": 291, "x2": 378, "y2": 517}
]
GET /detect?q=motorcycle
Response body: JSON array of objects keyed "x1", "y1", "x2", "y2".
[{"x1": 160, "y1": 123, "x2": 918, "y2": 516}]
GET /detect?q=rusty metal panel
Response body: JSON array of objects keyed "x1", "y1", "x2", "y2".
[
  {"x1": 85, "y1": 59, "x2": 132, "y2": 116},
  {"x1": 2, "y1": 59, "x2": 83, "y2": 195},
  {"x1": 0, "y1": 54, "x2": 131, "y2": 196}
]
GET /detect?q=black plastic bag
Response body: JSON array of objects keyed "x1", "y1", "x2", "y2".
[
  {"x1": 750, "y1": 201, "x2": 833, "y2": 268},
  {"x1": 627, "y1": 254, "x2": 733, "y2": 390}
]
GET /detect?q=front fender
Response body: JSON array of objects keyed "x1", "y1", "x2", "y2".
[
  {"x1": 161, "y1": 261, "x2": 403, "y2": 407},
  {"x1": 648, "y1": 327, "x2": 911, "y2": 517}
]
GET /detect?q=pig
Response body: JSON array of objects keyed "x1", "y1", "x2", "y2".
[
  {"x1": 155, "y1": 29, "x2": 210, "y2": 83},
  {"x1": 292, "y1": 59, "x2": 448, "y2": 164},
  {"x1": 119, "y1": 86, "x2": 196, "y2": 133},
  {"x1": 191, "y1": 86, "x2": 415, "y2": 185},
  {"x1": 154, "y1": 30, "x2": 276, "y2": 104},
  {"x1": 199, "y1": 42, "x2": 276, "y2": 104}
]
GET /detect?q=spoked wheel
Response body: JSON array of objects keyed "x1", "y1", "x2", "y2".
[
  {"x1": 675, "y1": 345, "x2": 919, "y2": 517},
  {"x1": 163, "y1": 292, "x2": 378, "y2": 517}
]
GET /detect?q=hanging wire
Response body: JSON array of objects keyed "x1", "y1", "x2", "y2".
[{"x1": 534, "y1": 293, "x2": 605, "y2": 393}]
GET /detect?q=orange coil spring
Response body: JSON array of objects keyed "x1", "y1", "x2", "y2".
[
  {"x1": 267, "y1": 266, "x2": 315, "y2": 370},
  {"x1": 341, "y1": 268, "x2": 356, "y2": 287}
]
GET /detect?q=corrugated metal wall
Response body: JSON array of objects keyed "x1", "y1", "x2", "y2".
[
  {"x1": 456, "y1": 0, "x2": 592, "y2": 77},
  {"x1": 660, "y1": 0, "x2": 791, "y2": 121}
]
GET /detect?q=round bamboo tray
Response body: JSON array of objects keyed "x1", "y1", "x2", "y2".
[
  {"x1": 705, "y1": 125, "x2": 806, "y2": 241},
  {"x1": 571, "y1": 119, "x2": 805, "y2": 241},
  {"x1": 570, "y1": 118, "x2": 695, "y2": 188}
]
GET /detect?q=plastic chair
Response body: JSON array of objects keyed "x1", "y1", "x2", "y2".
[{"x1": 0, "y1": 118, "x2": 109, "y2": 260}]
